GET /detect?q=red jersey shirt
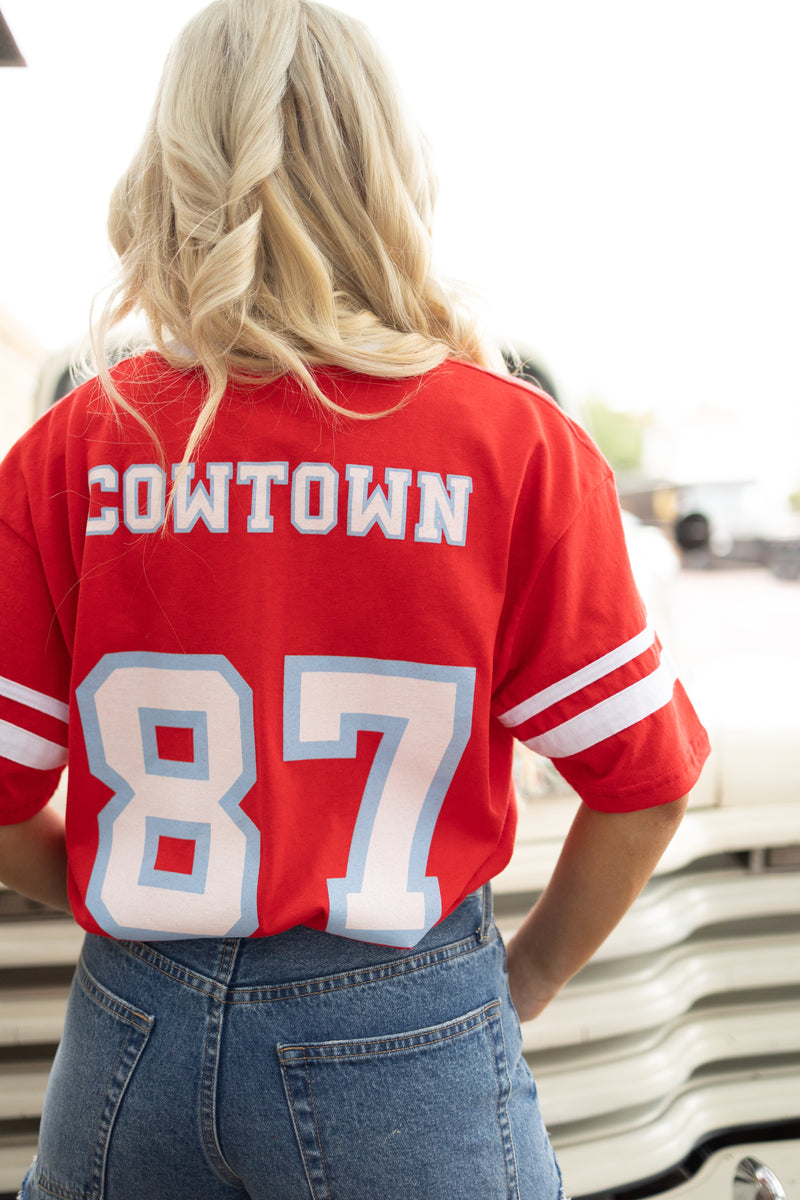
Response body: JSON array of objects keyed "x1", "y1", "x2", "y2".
[{"x1": 0, "y1": 355, "x2": 709, "y2": 945}]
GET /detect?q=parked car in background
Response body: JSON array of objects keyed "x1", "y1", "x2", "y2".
[
  {"x1": 506, "y1": 559, "x2": 800, "y2": 1197},
  {"x1": 619, "y1": 478, "x2": 800, "y2": 580}
]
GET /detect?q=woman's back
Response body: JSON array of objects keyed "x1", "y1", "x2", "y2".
[{"x1": 0, "y1": 3, "x2": 709, "y2": 1195}]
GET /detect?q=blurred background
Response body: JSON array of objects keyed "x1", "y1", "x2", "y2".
[
  {"x1": 1, "y1": 3, "x2": 799, "y2": 1196},
  {"x1": 1, "y1": 0, "x2": 799, "y2": 485},
  {"x1": 2, "y1": 0, "x2": 799, "y2": 679}
]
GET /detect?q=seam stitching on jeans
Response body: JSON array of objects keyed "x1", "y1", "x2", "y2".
[
  {"x1": 231, "y1": 932, "x2": 502, "y2": 1004},
  {"x1": 278, "y1": 1001, "x2": 501, "y2": 1062},
  {"x1": 491, "y1": 1003, "x2": 519, "y2": 1199},
  {"x1": 120, "y1": 929, "x2": 500, "y2": 1003},
  {"x1": 198, "y1": 961, "x2": 246, "y2": 1189},
  {"x1": 304, "y1": 1058, "x2": 332, "y2": 1199},
  {"x1": 76, "y1": 959, "x2": 153, "y2": 1033}
]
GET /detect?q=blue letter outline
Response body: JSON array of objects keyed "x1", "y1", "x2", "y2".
[
  {"x1": 172, "y1": 463, "x2": 233, "y2": 533},
  {"x1": 415, "y1": 471, "x2": 473, "y2": 546},
  {"x1": 86, "y1": 465, "x2": 119, "y2": 536},
  {"x1": 76, "y1": 652, "x2": 259, "y2": 939},
  {"x1": 283, "y1": 656, "x2": 475, "y2": 946},
  {"x1": 346, "y1": 465, "x2": 411, "y2": 539}
]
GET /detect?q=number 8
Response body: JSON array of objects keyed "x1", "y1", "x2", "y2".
[{"x1": 76, "y1": 653, "x2": 259, "y2": 938}]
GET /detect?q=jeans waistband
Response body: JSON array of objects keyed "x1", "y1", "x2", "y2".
[{"x1": 82, "y1": 885, "x2": 496, "y2": 998}]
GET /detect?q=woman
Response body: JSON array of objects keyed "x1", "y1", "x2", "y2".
[{"x1": 0, "y1": 2, "x2": 709, "y2": 1197}]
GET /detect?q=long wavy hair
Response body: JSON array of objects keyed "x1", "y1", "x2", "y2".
[{"x1": 95, "y1": 0, "x2": 503, "y2": 465}]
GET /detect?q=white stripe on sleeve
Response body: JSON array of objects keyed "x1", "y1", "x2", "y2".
[
  {"x1": 0, "y1": 674, "x2": 69, "y2": 723},
  {"x1": 0, "y1": 719, "x2": 68, "y2": 771},
  {"x1": 521, "y1": 657, "x2": 678, "y2": 758},
  {"x1": 498, "y1": 623, "x2": 655, "y2": 730}
]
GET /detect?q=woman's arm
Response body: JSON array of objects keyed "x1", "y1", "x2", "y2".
[
  {"x1": 505, "y1": 794, "x2": 688, "y2": 1022},
  {"x1": 0, "y1": 806, "x2": 71, "y2": 914}
]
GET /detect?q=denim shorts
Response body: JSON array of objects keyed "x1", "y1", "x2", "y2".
[{"x1": 21, "y1": 887, "x2": 564, "y2": 1200}]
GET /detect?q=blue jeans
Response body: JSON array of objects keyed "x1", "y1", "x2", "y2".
[{"x1": 21, "y1": 887, "x2": 564, "y2": 1199}]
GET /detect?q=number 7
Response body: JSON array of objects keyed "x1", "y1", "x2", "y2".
[{"x1": 284, "y1": 657, "x2": 476, "y2": 946}]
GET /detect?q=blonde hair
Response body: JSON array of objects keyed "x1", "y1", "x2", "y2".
[{"x1": 96, "y1": 0, "x2": 502, "y2": 463}]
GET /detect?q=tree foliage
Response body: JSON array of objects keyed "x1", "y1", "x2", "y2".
[{"x1": 583, "y1": 399, "x2": 650, "y2": 472}]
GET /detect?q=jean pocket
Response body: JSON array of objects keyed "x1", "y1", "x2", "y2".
[
  {"x1": 278, "y1": 999, "x2": 521, "y2": 1200},
  {"x1": 32, "y1": 958, "x2": 154, "y2": 1200}
]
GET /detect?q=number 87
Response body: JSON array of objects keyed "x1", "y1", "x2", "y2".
[{"x1": 77, "y1": 653, "x2": 475, "y2": 945}]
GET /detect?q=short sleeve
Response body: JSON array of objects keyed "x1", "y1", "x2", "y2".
[
  {"x1": 0, "y1": 517, "x2": 70, "y2": 823},
  {"x1": 492, "y1": 476, "x2": 710, "y2": 811}
]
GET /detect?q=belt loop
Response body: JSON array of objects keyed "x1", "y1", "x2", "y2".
[
  {"x1": 217, "y1": 939, "x2": 240, "y2": 990},
  {"x1": 477, "y1": 883, "x2": 493, "y2": 943}
]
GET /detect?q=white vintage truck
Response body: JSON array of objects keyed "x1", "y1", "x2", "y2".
[{"x1": 498, "y1": 537, "x2": 800, "y2": 1199}]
